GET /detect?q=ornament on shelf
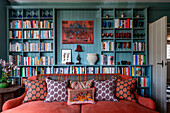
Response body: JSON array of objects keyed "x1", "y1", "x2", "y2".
[
  {"x1": 75, "y1": 45, "x2": 83, "y2": 65},
  {"x1": 121, "y1": 12, "x2": 124, "y2": 18},
  {"x1": 18, "y1": 11, "x2": 22, "y2": 18},
  {"x1": 27, "y1": 10, "x2": 32, "y2": 18},
  {"x1": 48, "y1": 10, "x2": 52, "y2": 18},
  {"x1": 33, "y1": 11, "x2": 37, "y2": 18},
  {"x1": 105, "y1": 14, "x2": 109, "y2": 18}
]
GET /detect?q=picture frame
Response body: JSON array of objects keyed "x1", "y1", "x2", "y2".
[
  {"x1": 62, "y1": 20, "x2": 93, "y2": 44},
  {"x1": 61, "y1": 49, "x2": 72, "y2": 64}
]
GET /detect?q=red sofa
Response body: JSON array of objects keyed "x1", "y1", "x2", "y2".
[{"x1": 2, "y1": 74, "x2": 158, "y2": 113}]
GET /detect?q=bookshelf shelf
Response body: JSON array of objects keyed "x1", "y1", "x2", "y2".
[
  {"x1": 102, "y1": 28, "x2": 114, "y2": 30},
  {"x1": 115, "y1": 28, "x2": 132, "y2": 30},
  {"x1": 115, "y1": 38, "x2": 131, "y2": 40},
  {"x1": 102, "y1": 17, "x2": 114, "y2": 20},
  {"x1": 101, "y1": 38, "x2": 114, "y2": 40},
  {"x1": 133, "y1": 17, "x2": 145, "y2": 20},
  {"x1": 116, "y1": 50, "x2": 132, "y2": 52},
  {"x1": 137, "y1": 87, "x2": 149, "y2": 89},
  {"x1": 133, "y1": 28, "x2": 145, "y2": 30},
  {"x1": 133, "y1": 38, "x2": 145, "y2": 40}
]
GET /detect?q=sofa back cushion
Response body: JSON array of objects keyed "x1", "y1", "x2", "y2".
[
  {"x1": 36, "y1": 74, "x2": 123, "y2": 82},
  {"x1": 44, "y1": 78, "x2": 68, "y2": 102},
  {"x1": 94, "y1": 77, "x2": 118, "y2": 101},
  {"x1": 116, "y1": 78, "x2": 137, "y2": 102},
  {"x1": 23, "y1": 79, "x2": 47, "y2": 103}
]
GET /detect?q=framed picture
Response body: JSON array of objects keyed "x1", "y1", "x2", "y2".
[
  {"x1": 62, "y1": 20, "x2": 93, "y2": 44},
  {"x1": 61, "y1": 49, "x2": 72, "y2": 64}
]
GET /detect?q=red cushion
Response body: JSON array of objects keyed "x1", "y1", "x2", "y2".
[
  {"x1": 81, "y1": 100, "x2": 158, "y2": 113},
  {"x1": 2, "y1": 101, "x2": 80, "y2": 113}
]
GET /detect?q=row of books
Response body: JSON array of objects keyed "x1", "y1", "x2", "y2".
[
  {"x1": 23, "y1": 42, "x2": 53, "y2": 51},
  {"x1": 117, "y1": 67, "x2": 134, "y2": 76},
  {"x1": 117, "y1": 66, "x2": 146, "y2": 76},
  {"x1": 102, "y1": 41, "x2": 114, "y2": 51},
  {"x1": 115, "y1": 19, "x2": 133, "y2": 28},
  {"x1": 19, "y1": 30, "x2": 53, "y2": 39},
  {"x1": 116, "y1": 42, "x2": 131, "y2": 50},
  {"x1": 23, "y1": 20, "x2": 39, "y2": 28},
  {"x1": 133, "y1": 42, "x2": 145, "y2": 51},
  {"x1": 136, "y1": 67, "x2": 146, "y2": 76},
  {"x1": 137, "y1": 77, "x2": 149, "y2": 87},
  {"x1": 9, "y1": 31, "x2": 22, "y2": 39},
  {"x1": 24, "y1": 30, "x2": 39, "y2": 39},
  {"x1": 20, "y1": 66, "x2": 100, "y2": 77},
  {"x1": 133, "y1": 55, "x2": 146, "y2": 65},
  {"x1": 23, "y1": 42, "x2": 40, "y2": 51},
  {"x1": 9, "y1": 20, "x2": 22, "y2": 28},
  {"x1": 40, "y1": 20, "x2": 53, "y2": 28},
  {"x1": 138, "y1": 89, "x2": 148, "y2": 97},
  {"x1": 41, "y1": 30, "x2": 53, "y2": 39},
  {"x1": 40, "y1": 42, "x2": 53, "y2": 51},
  {"x1": 10, "y1": 67, "x2": 20, "y2": 77},
  {"x1": 9, "y1": 55, "x2": 54, "y2": 65},
  {"x1": 102, "y1": 67, "x2": 115, "y2": 74},
  {"x1": 69, "y1": 66, "x2": 100, "y2": 74},
  {"x1": 101, "y1": 55, "x2": 114, "y2": 65},
  {"x1": 9, "y1": 42, "x2": 23, "y2": 51}
]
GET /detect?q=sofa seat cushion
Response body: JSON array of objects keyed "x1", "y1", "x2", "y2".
[
  {"x1": 2, "y1": 101, "x2": 80, "y2": 113},
  {"x1": 81, "y1": 100, "x2": 158, "y2": 113}
]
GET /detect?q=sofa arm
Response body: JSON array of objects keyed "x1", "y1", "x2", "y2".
[
  {"x1": 134, "y1": 92, "x2": 156, "y2": 110},
  {"x1": 2, "y1": 91, "x2": 27, "y2": 111}
]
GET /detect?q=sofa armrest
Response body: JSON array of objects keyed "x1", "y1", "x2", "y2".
[
  {"x1": 2, "y1": 91, "x2": 27, "y2": 111},
  {"x1": 134, "y1": 91, "x2": 156, "y2": 110}
]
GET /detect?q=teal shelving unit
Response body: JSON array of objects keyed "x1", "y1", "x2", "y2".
[{"x1": 7, "y1": 6, "x2": 151, "y2": 98}]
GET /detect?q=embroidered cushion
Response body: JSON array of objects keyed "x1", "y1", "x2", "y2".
[
  {"x1": 23, "y1": 79, "x2": 47, "y2": 103},
  {"x1": 70, "y1": 79, "x2": 93, "y2": 89},
  {"x1": 116, "y1": 78, "x2": 137, "y2": 102},
  {"x1": 44, "y1": 78, "x2": 68, "y2": 102},
  {"x1": 94, "y1": 78, "x2": 118, "y2": 101},
  {"x1": 67, "y1": 87, "x2": 95, "y2": 105}
]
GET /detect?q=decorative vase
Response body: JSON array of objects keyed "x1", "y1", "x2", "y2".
[
  {"x1": 0, "y1": 83, "x2": 9, "y2": 88},
  {"x1": 86, "y1": 53, "x2": 98, "y2": 65}
]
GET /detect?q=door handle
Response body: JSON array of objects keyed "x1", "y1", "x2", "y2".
[{"x1": 157, "y1": 60, "x2": 164, "y2": 67}]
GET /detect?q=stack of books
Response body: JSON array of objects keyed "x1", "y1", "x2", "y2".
[{"x1": 115, "y1": 19, "x2": 133, "y2": 28}]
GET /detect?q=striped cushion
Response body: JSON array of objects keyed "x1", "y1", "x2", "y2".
[{"x1": 70, "y1": 79, "x2": 93, "y2": 89}]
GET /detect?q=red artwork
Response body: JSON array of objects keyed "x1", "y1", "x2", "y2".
[{"x1": 62, "y1": 21, "x2": 93, "y2": 44}]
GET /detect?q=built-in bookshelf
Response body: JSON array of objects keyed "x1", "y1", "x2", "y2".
[
  {"x1": 7, "y1": 7, "x2": 151, "y2": 98},
  {"x1": 100, "y1": 8, "x2": 151, "y2": 97},
  {"x1": 7, "y1": 8, "x2": 55, "y2": 85}
]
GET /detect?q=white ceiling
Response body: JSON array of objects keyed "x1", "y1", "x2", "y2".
[{"x1": 8, "y1": 0, "x2": 170, "y2": 3}]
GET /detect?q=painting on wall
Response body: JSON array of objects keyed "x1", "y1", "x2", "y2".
[{"x1": 62, "y1": 21, "x2": 93, "y2": 44}]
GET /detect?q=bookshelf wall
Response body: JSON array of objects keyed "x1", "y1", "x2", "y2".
[{"x1": 7, "y1": 7, "x2": 151, "y2": 98}]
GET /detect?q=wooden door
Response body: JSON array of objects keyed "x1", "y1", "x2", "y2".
[{"x1": 149, "y1": 16, "x2": 167, "y2": 113}]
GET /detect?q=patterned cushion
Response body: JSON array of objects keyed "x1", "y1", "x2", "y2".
[
  {"x1": 94, "y1": 78, "x2": 118, "y2": 101},
  {"x1": 116, "y1": 78, "x2": 137, "y2": 102},
  {"x1": 67, "y1": 87, "x2": 95, "y2": 105},
  {"x1": 23, "y1": 79, "x2": 47, "y2": 103},
  {"x1": 70, "y1": 80, "x2": 93, "y2": 89},
  {"x1": 44, "y1": 78, "x2": 68, "y2": 102}
]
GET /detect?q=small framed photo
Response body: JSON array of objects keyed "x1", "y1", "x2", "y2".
[{"x1": 61, "y1": 49, "x2": 72, "y2": 64}]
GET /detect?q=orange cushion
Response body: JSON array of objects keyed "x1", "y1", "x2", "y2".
[
  {"x1": 81, "y1": 100, "x2": 158, "y2": 113},
  {"x1": 2, "y1": 101, "x2": 80, "y2": 113},
  {"x1": 116, "y1": 78, "x2": 137, "y2": 102},
  {"x1": 23, "y1": 79, "x2": 47, "y2": 103}
]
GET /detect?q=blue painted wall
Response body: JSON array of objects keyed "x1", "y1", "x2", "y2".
[{"x1": 57, "y1": 10, "x2": 100, "y2": 65}]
